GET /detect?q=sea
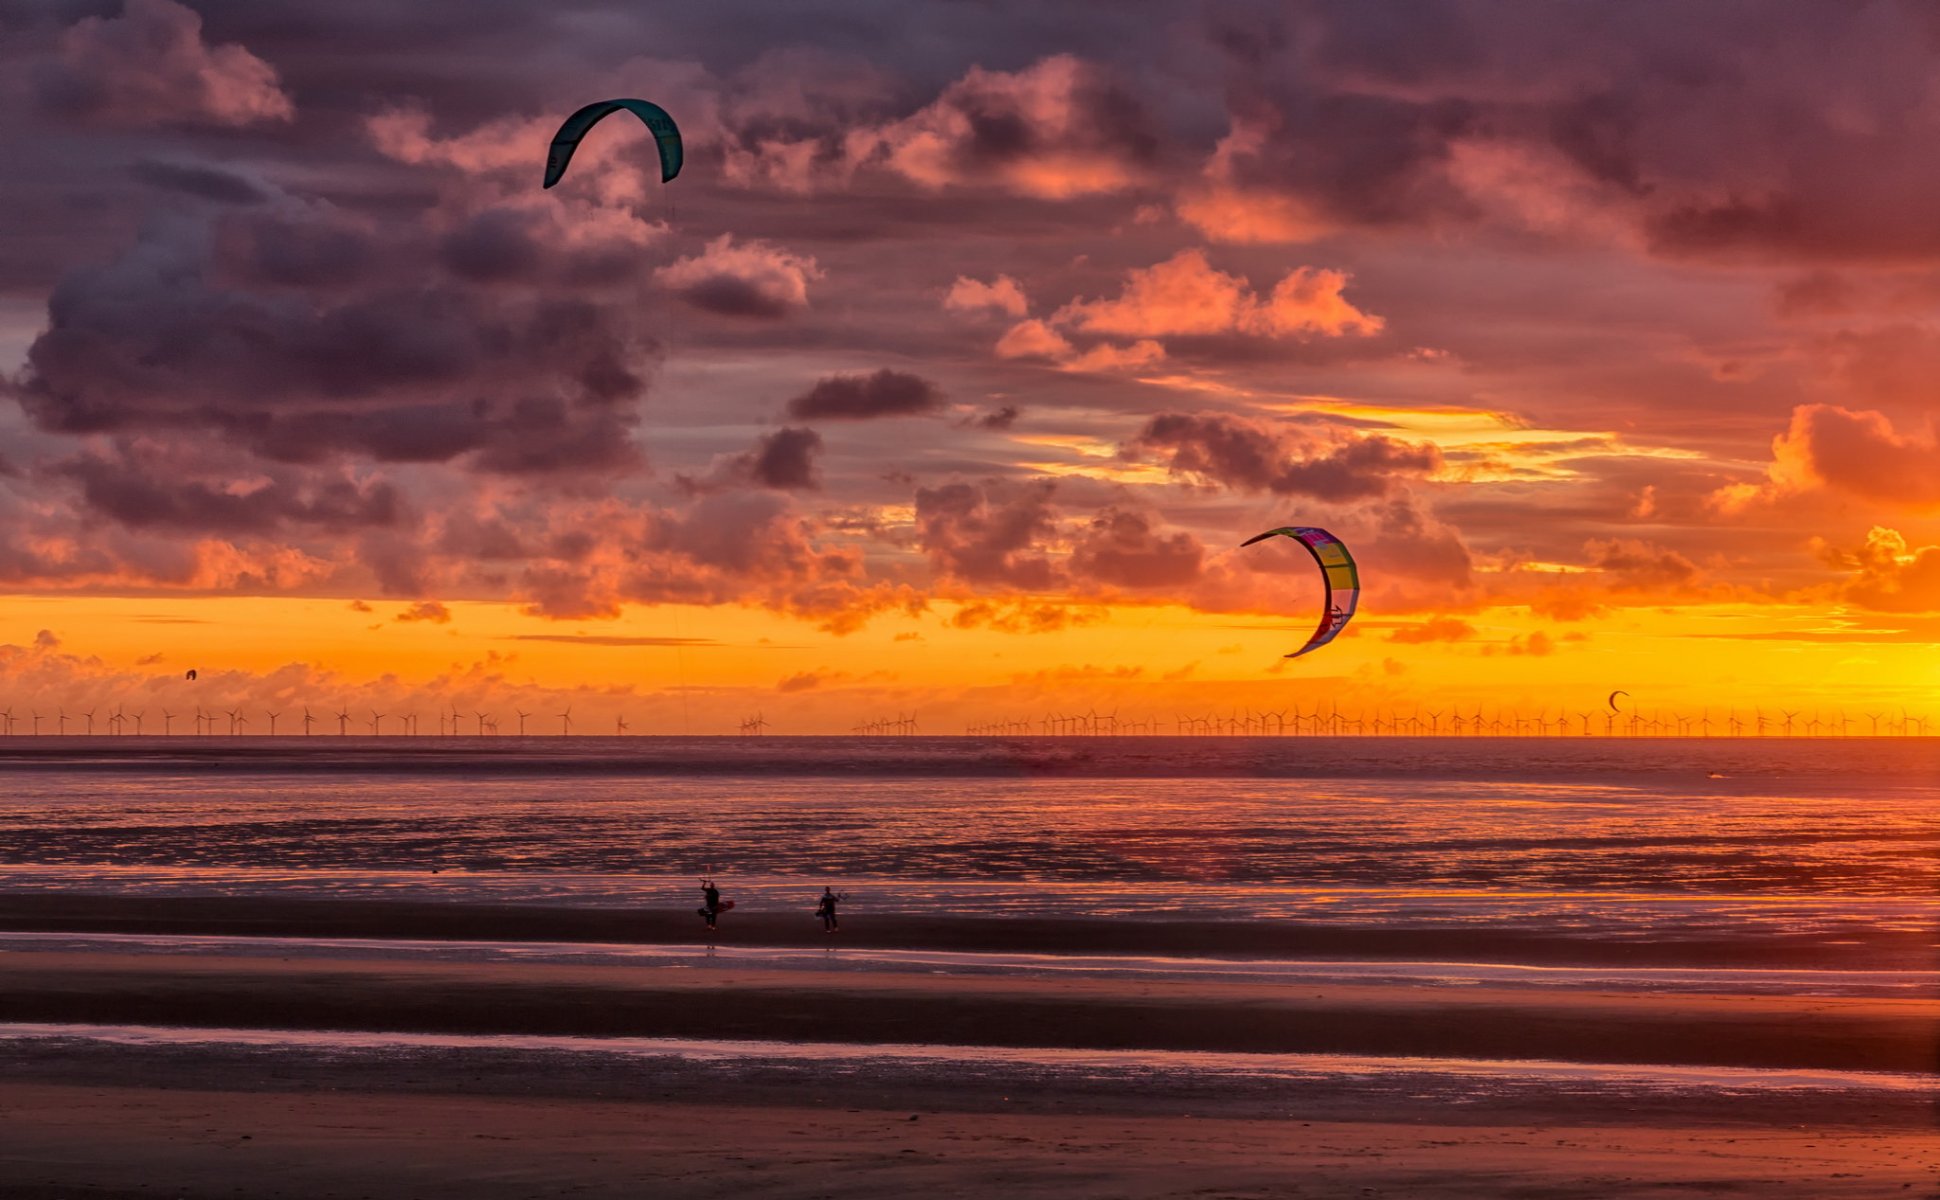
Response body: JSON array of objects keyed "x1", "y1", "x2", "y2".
[
  {"x1": 0, "y1": 734, "x2": 1933, "y2": 965},
  {"x1": 0, "y1": 734, "x2": 1933, "y2": 1118}
]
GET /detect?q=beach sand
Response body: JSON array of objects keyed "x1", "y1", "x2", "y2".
[{"x1": 0, "y1": 1082, "x2": 1934, "y2": 1199}]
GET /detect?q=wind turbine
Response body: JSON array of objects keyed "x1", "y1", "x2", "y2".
[
  {"x1": 369, "y1": 710, "x2": 384, "y2": 735},
  {"x1": 32, "y1": 711, "x2": 43, "y2": 736},
  {"x1": 57, "y1": 709, "x2": 67, "y2": 736},
  {"x1": 616, "y1": 715, "x2": 630, "y2": 735},
  {"x1": 266, "y1": 710, "x2": 281, "y2": 737},
  {"x1": 559, "y1": 706, "x2": 572, "y2": 736},
  {"x1": 161, "y1": 710, "x2": 174, "y2": 737},
  {"x1": 336, "y1": 708, "x2": 350, "y2": 735},
  {"x1": 302, "y1": 708, "x2": 315, "y2": 735},
  {"x1": 234, "y1": 711, "x2": 250, "y2": 735},
  {"x1": 82, "y1": 708, "x2": 95, "y2": 736},
  {"x1": 516, "y1": 711, "x2": 530, "y2": 736}
]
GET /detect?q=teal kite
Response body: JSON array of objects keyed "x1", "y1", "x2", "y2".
[{"x1": 543, "y1": 99, "x2": 682, "y2": 189}]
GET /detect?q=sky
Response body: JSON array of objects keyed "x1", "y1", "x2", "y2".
[{"x1": 2, "y1": 0, "x2": 1939, "y2": 734}]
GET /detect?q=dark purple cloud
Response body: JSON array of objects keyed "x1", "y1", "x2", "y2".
[
  {"x1": 915, "y1": 479, "x2": 1059, "y2": 590},
  {"x1": 1069, "y1": 508, "x2": 1203, "y2": 588},
  {"x1": 1125, "y1": 413, "x2": 1438, "y2": 499},
  {"x1": 785, "y1": 368, "x2": 943, "y2": 420}
]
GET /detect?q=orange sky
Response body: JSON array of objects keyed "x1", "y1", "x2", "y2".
[{"x1": 3, "y1": 3, "x2": 1940, "y2": 732}]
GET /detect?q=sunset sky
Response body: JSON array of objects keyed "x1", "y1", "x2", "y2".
[{"x1": 3, "y1": 0, "x2": 1940, "y2": 733}]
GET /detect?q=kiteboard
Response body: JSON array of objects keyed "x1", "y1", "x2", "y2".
[{"x1": 696, "y1": 900, "x2": 736, "y2": 917}]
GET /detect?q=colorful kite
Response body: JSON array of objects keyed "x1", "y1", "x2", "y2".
[{"x1": 1241, "y1": 526, "x2": 1360, "y2": 659}]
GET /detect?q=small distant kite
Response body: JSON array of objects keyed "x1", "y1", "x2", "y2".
[
  {"x1": 1241, "y1": 526, "x2": 1360, "y2": 659},
  {"x1": 543, "y1": 99, "x2": 682, "y2": 189},
  {"x1": 185, "y1": 669, "x2": 198, "y2": 681},
  {"x1": 1608, "y1": 690, "x2": 1628, "y2": 713}
]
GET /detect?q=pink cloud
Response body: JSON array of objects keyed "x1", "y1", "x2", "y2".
[
  {"x1": 1052, "y1": 250, "x2": 1383, "y2": 339},
  {"x1": 657, "y1": 235, "x2": 822, "y2": 318},
  {"x1": 857, "y1": 55, "x2": 1156, "y2": 198},
  {"x1": 40, "y1": 0, "x2": 293, "y2": 128},
  {"x1": 944, "y1": 275, "x2": 1029, "y2": 318}
]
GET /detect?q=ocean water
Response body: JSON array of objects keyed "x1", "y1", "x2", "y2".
[{"x1": 0, "y1": 736, "x2": 1935, "y2": 965}]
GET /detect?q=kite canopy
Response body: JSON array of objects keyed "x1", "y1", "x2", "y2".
[
  {"x1": 185, "y1": 669, "x2": 197, "y2": 681},
  {"x1": 1241, "y1": 526, "x2": 1360, "y2": 659},
  {"x1": 543, "y1": 99, "x2": 683, "y2": 188},
  {"x1": 1608, "y1": 690, "x2": 1628, "y2": 713}
]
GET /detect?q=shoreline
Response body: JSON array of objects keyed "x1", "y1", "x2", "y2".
[{"x1": 0, "y1": 893, "x2": 1928, "y2": 969}]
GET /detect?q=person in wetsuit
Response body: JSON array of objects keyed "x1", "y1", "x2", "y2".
[
  {"x1": 815, "y1": 886, "x2": 842, "y2": 933},
  {"x1": 698, "y1": 877, "x2": 722, "y2": 930}
]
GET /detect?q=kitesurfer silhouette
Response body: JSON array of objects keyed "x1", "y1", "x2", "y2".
[
  {"x1": 815, "y1": 887, "x2": 843, "y2": 933},
  {"x1": 697, "y1": 877, "x2": 723, "y2": 931}
]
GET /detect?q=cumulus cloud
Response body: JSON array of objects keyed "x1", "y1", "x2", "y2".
[
  {"x1": 944, "y1": 275, "x2": 1030, "y2": 317},
  {"x1": 785, "y1": 369, "x2": 943, "y2": 420},
  {"x1": 1125, "y1": 413, "x2": 1439, "y2": 499},
  {"x1": 1068, "y1": 509, "x2": 1203, "y2": 589},
  {"x1": 916, "y1": 479, "x2": 1060, "y2": 590},
  {"x1": 36, "y1": 0, "x2": 294, "y2": 128},
  {"x1": 657, "y1": 235, "x2": 822, "y2": 318},
  {"x1": 857, "y1": 54, "x2": 1157, "y2": 198},
  {"x1": 1823, "y1": 527, "x2": 1940, "y2": 613},
  {"x1": 1054, "y1": 249, "x2": 1384, "y2": 339},
  {"x1": 14, "y1": 212, "x2": 654, "y2": 478},
  {"x1": 711, "y1": 426, "x2": 824, "y2": 492},
  {"x1": 395, "y1": 600, "x2": 452, "y2": 624},
  {"x1": 1177, "y1": 115, "x2": 1336, "y2": 244},
  {"x1": 1738, "y1": 405, "x2": 1940, "y2": 510}
]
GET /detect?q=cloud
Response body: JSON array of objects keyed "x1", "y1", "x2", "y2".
[
  {"x1": 857, "y1": 54, "x2": 1158, "y2": 198},
  {"x1": 944, "y1": 275, "x2": 1029, "y2": 317},
  {"x1": 14, "y1": 212, "x2": 654, "y2": 478},
  {"x1": 993, "y1": 319, "x2": 1164, "y2": 374},
  {"x1": 395, "y1": 600, "x2": 451, "y2": 624},
  {"x1": 1825, "y1": 527, "x2": 1940, "y2": 613},
  {"x1": 129, "y1": 160, "x2": 272, "y2": 206},
  {"x1": 36, "y1": 0, "x2": 294, "y2": 128},
  {"x1": 656, "y1": 236, "x2": 822, "y2": 318},
  {"x1": 733, "y1": 427, "x2": 825, "y2": 491},
  {"x1": 777, "y1": 670, "x2": 824, "y2": 693},
  {"x1": 1386, "y1": 617, "x2": 1476, "y2": 644},
  {"x1": 1069, "y1": 509, "x2": 1203, "y2": 589},
  {"x1": 1053, "y1": 249, "x2": 1384, "y2": 340},
  {"x1": 970, "y1": 405, "x2": 1021, "y2": 430},
  {"x1": 56, "y1": 451, "x2": 403, "y2": 537},
  {"x1": 1176, "y1": 115, "x2": 1337, "y2": 244},
  {"x1": 916, "y1": 479, "x2": 1060, "y2": 590},
  {"x1": 1744, "y1": 405, "x2": 1940, "y2": 510},
  {"x1": 1125, "y1": 413, "x2": 1438, "y2": 499},
  {"x1": 1585, "y1": 538, "x2": 1700, "y2": 591},
  {"x1": 949, "y1": 599, "x2": 1104, "y2": 634},
  {"x1": 785, "y1": 369, "x2": 943, "y2": 420}
]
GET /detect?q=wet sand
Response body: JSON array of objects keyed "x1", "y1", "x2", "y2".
[
  {"x1": 0, "y1": 1081, "x2": 1933, "y2": 1199},
  {"x1": 0, "y1": 948, "x2": 1933, "y2": 1073}
]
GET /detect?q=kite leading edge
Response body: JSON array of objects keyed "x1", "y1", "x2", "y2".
[{"x1": 1241, "y1": 525, "x2": 1360, "y2": 659}]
